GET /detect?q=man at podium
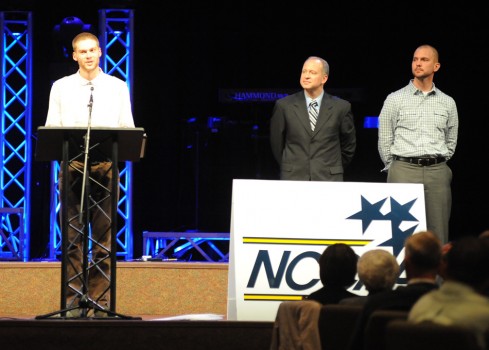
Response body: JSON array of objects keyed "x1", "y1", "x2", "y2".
[{"x1": 45, "y1": 31, "x2": 135, "y2": 315}]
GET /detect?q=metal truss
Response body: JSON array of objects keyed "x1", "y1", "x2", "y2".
[
  {"x1": 49, "y1": 9, "x2": 135, "y2": 260},
  {"x1": 0, "y1": 11, "x2": 32, "y2": 261},
  {"x1": 99, "y1": 8, "x2": 135, "y2": 260},
  {"x1": 143, "y1": 231, "x2": 230, "y2": 262}
]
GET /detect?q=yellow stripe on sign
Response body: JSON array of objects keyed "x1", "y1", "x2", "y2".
[
  {"x1": 242, "y1": 237, "x2": 371, "y2": 246},
  {"x1": 244, "y1": 294, "x2": 304, "y2": 301}
]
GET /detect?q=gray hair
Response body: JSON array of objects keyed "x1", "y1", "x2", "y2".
[{"x1": 357, "y1": 249, "x2": 400, "y2": 292}]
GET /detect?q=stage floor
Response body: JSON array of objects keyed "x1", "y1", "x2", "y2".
[
  {"x1": 0, "y1": 261, "x2": 229, "y2": 319},
  {"x1": 0, "y1": 262, "x2": 277, "y2": 350},
  {"x1": 0, "y1": 318, "x2": 274, "y2": 350}
]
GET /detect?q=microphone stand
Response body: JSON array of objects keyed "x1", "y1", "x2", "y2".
[
  {"x1": 77, "y1": 84, "x2": 93, "y2": 317},
  {"x1": 79, "y1": 85, "x2": 93, "y2": 224},
  {"x1": 73, "y1": 84, "x2": 137, "y2": 319}
]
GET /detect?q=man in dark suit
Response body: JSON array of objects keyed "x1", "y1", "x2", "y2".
[
  {"x1": 346, "y1": 230, "x2": 442, "y2": 350},
  {"x1": 270, "y1": 56, "x2": 356, "y2": 181}
]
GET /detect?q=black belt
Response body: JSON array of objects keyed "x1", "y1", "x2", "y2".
[{"x1": 393, "y1": 155, "x2": 446, "y2": 166}]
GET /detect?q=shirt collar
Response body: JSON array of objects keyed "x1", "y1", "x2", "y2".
[
  {"x1": 409, "y1": 79, "x2": 437, "y2": 96},
  {"x1": 305, "y1": 91, "x2": 324, "y2": 106},
  {"x1": 75, "y1": 68, "x2": 103, "y2": 86},
  {"x1": 407, "y1": 277, "x2": 437, "y2": 285}
]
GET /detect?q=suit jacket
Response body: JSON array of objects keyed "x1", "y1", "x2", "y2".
[
  {"x1": 270, "y1": 91, "x2": 356, "y2": 181},
  {"x1": 269, "y1": 300, "x2": 322, "y2": 350}
]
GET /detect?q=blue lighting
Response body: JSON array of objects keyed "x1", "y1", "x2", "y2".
[
  {"x1": 364, "y1": 116, "x2": 379, "y2": 129},
  {"x1": 207, "y1": 116, "x2": 222, "y2": 128}
]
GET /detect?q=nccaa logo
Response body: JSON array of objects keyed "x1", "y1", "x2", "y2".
[{"x1": 246, "y1": 250, "x2": 321, "y2": 291}]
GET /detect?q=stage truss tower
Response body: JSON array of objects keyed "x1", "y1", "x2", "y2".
[{"x1": 0, "y1": 11, "x2": 32, "y2": 261}]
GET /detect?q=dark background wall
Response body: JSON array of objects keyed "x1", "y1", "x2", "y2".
[{"x1": 3, "y1": 0, "x2": 488, "y2": 259}]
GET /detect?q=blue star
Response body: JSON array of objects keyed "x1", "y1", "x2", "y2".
[
  {"x1": 379, "y1": 224, "x2": 418, "y2": 256},
  {"x1": 384, "y1": 197, "x2": 418, "y2": 228},
  {"x1": 347, "y1": 196, "x2": 388, "y2": 233},
  {"x1": 379, "y1": 197, "x2": 420, "y2": 255}
]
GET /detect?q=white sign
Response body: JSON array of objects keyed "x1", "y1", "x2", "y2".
[{"x1": 227, "y1": 179, "x2": 426, "y2": 321}]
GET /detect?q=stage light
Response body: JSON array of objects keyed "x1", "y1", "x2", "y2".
[
  {"x1": 363, "y1": 116, "x2": 379, "y2": 129},
  {"x1": 52, "y1": 16, "x2": 94, "y2": 59}
]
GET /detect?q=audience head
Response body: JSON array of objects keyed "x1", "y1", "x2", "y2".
[
  {"x1": 439, "y1": 241, "x2": 453, "y2": 280},
  {"x1": 403, "y1": 231, "x2": 442, "y2": 280},
  {"x1": 479, "y1": 230, "x2": 489, "y2": 239},
  {"x1": 319, "y1": 243, "x2": 358, "y2": 288},
  {"x1": 445, "y1": 235, "x2": 489, "y2": 294},
  {"x1": 357, "y1": 249, "x2": 400, "y2": 293},
  {"x1": 478, "y1": 233, "x2": 489, "y2": 296}
]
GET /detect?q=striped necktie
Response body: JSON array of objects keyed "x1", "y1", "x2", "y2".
[{"x1": 309, "y1": 100, "x2": 318, "y2": 131}]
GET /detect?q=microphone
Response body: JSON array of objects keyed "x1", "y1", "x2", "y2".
[{"x1": 88, "y1": 85, "x2": 94, "y2": 107}]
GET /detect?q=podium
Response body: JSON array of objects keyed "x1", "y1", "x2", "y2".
[
  {"x1": 35, "y1": 126, "x2": 145, "y2": 319},
  {"x1": 35, "y1": 126, "x2": 146, "y2": 162}
]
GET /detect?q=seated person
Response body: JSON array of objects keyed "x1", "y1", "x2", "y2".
[
  {"x1": 479, "y1": 230, "x2": 489, "y2": 239},
  {"x1": 479, "y1": 230, "x2": 489, "y2": 297},
  {"x1": 408, "y1": 235, "x2": 489, "y2": 349},
  {"x1": 340, "y1": 248, "x2": 400, "y2": 305},
  {"x1": 304, "y1": 243, "x2": 359, "y2": 304},
  {"x1": 347, "y1": 230, "x2": 441, "y2": 350}
]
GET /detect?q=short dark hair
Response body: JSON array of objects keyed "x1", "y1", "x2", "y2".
[
  {"x1": 446, "y1": 236, "x2": 489, "y2": 289},
  {"x1": 319, "y1": 243, "x2": 358, "y2": 288}
]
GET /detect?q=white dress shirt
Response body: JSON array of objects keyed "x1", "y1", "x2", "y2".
[{"x1": 45, "y1": 69, "x2": 135, "y2": 128}]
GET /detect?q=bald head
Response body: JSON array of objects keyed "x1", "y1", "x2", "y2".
[{"x1": 415, "y1": 44, "x2": 439, "y2": 63}]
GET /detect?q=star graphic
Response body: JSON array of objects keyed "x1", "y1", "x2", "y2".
[
  {"x1": 347, "y1": 196, "x2": 421, "y2": 256},
  {"x1": 347, "y1": 196, "x2": 388, "y2": 233},
  {"x1": 379, "y1": 197, "x2": 420, "y2": 255},
  {"x1": 384, "y1": 197, "x2": 418, "y2": 227},
  {"x1": 379, "y1": 224, "x2": 418, "y2": 256}
]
